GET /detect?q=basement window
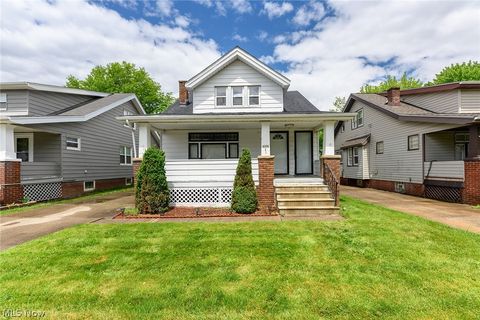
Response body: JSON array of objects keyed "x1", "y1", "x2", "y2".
[
  {"x1": 125, "y1": 177, "x2": 133, "y2": 186},
  {"x1": 84, "y1": 180, "x2": 95, "y2": 192}
]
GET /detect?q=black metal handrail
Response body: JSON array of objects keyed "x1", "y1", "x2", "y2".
[{"x1": 324, "y1": 163, "x2": 339, "y2": 207}]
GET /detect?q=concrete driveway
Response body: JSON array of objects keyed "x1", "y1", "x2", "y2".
[
  {"x1": 341, "y1": 186, "x2": 480, "y2": 234},
  {"x1": 0, "y1": 191, "x2": 133, "y2": 251}
]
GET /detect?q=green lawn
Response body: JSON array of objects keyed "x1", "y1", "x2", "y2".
[
  {"x1": 1, "y1": 196, "x2": 479, "y2": 319},
  {"x1": 0, "y1": 186, "x2": 133, "y2": 216}
]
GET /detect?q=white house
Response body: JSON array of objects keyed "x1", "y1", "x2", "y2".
[{"x1": 119, "y1": 47, "x2": 355, "y2": 214}]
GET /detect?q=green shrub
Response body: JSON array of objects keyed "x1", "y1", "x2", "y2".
[
  {"x1": 135, "y1": 147, "x2": 169, "y2": 214},
  {"x1": 231, "y1": 148, "x2": 257, "y2": 213}
]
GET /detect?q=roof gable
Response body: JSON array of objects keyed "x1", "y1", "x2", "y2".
[{"x1": 185, "y1": 47, "x2": 290, "y2": 89}]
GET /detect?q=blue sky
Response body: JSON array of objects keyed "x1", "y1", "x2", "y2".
[{"x1": 1, "y1": 0, "x2": 479, "y2": 109}]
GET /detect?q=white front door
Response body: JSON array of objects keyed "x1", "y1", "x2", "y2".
[{"x1": 270, "y1": 132, "x2": 288, "y2": 174}]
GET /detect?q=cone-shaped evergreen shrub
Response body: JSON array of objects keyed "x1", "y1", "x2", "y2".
[
  {"x1": 231, "y1": 148, "x2": 257, "y2": 213},
  {"x1": 135, "y1": 147, "x2": 169, "y2": 214}
]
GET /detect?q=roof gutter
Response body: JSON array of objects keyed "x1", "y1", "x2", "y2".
[{"x1": 116, "y1": 112, "x2": 357, "y2": 124}]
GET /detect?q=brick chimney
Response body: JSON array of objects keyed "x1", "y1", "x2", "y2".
[
  {"x1": 386, "y1": 87, "x2": 401, "y2": 106},
  {"x1": 179, "y1": 80, "x2": 189, "y2": 105}
]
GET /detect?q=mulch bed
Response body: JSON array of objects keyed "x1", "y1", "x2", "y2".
[{"x1": 114, "y1": 207, "x2": 278, "y2": 219}]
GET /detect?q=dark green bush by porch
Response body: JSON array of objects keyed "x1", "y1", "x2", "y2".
[
  {"x1": 231, "y1": 148, "x2": 257, "y2": 213},
  {"x1": 135, "y1": 147, "x2": 169, "y2": 214}
]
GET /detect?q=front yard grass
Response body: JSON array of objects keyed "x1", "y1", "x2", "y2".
[{"x1": 1, "y1": 196, "x2": 479, "y2": 319}]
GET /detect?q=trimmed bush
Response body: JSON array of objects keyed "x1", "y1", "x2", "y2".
[
  {"x1": 135, "y1": 147, "x2": 169, "y2": 214},
  {"x1": 231, "y1": 148, "x2": 257, "y2": 213}
]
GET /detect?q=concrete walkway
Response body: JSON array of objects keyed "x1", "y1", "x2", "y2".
[
  {"x1": 0, "y1": 191, "x2": 133, "y2": 251},
  {"x1": 341, "y1": 186, "x2": 480, "y2": 234}
]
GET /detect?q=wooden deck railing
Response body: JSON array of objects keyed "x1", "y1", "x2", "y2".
[{"x1": 323, "y1": 162, "x2": 339, "y2": 206}]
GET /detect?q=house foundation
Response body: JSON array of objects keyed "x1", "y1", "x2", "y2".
[{"x1": 463, "y1": 159, "x2": 480, "y2": 205}]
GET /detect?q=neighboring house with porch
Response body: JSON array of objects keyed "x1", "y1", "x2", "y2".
[
  {"x1": 119, "y1": 47, "x2": 354, "y2": 215},
  {"x1": 334, "y1": 83, "x2": 480, "y2": 205},
  {"x1": 0, "y1": 82, "x2": 156, "y2": 205}
]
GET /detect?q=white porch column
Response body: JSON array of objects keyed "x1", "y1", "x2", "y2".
[
  {"x1": 322, "y1": 121, "x2": 336, "y2": 156},
  {"x1": 0, "y1": 124, "x2": 17, "y2": 161},
  {"x1": 138, "y1": 123, "x2": 151, "y2": 158},
  {"x1": 261, "y1": 122, "x2": 270, "y2": 156}
]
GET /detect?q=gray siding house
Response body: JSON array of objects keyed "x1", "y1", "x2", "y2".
[
  {"x1": 334, "y1": 82, "x2": 480, "y2": 205},
  {"x1": 0, "y1": 82, "x2": 155, "y2": 204}
]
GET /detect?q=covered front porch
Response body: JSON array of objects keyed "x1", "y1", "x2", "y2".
[
  {"x1": 123, "y1": 112, "x2": 351, "y2": 210},
  {"x1": 424, "y1": 124, "x2": 480, "y2": 203}
]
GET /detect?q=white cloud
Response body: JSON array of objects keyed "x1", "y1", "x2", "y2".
[
  {"x1": 0, "y1": 0, "x2": 220, "y2": 95},
  {"x1": 262, "y1": 2, "x2": 294, "y2": 19},
  {"x1": 154, "y1": 0, "x2": 173, "y2": 16},
  {"x1": 174, "y1": 15, "x2": 191, "y2": 28},
  {"x1": 292, "y1": 1, "x2": 325, "y2": 26},
  {"x1": 229, "y1": 0, "x2": 252, "y2": 14},
  {"x1": 257, "y1": 30, "x2": 268, "y2": 41},
  {"x1": 233, "y1": 33, "x2": 248, "y2": 42},
  {"x1": 272, "y1": 1, "x2": 480, "y2": 110}
]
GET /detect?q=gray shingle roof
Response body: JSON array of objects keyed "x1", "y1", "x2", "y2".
[
  {"x1": 163, "y1": 91, "x2": 325, "y2": 115},
  {"x1": 352, "y1": 93, "x2": 434, "y2": 116},
  {"x1": 55, "y1": 93, "x2": 133, "y2": 116}
]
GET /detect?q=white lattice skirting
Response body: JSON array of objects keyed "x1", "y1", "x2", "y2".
[
  {"x1": 170, "y1": 187, "x2": 233, "y2": 207},
  {"x1": 23, "y1": 182, "x2": 62, "y2": 202}
]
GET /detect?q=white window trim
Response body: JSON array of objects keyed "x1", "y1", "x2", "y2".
[
  {"x1": 214, "y1": 86, "x2": 228, "y2": 107},
  {"x1": 125, "y1": 177, "x2": 133, "y2": 186},
  {"x1": 351, "y1": 109, "x2": 363, "y2": 129},
  {"x1": 84, "y1": 180, "x2": 95, "y2": 192},
  {"x1": 0, "y1": 93, "x2": 7, "y2": 111},
  {"x1": 120, "y1": 146, "x2": 133, "y2": 166},
  {"x1": 248, "y1": 85, "x2": 260, "y2": 107},
  {"x1": 14, "y1": 133, "x2": 34, "y2": 162},
  {"x1": 66, "y1": 137, "x2": 81, "y2": 151},
  {"x1": 232, "y1": 86, "x2": 244, "y2": 107}
]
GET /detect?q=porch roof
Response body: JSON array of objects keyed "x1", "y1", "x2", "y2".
[
  {"x1": 117, "y1": 111, "x2": 356, "y2": 130},
  {"x1": 341, "y1": 134, "x2": 371, "y2": 148}
]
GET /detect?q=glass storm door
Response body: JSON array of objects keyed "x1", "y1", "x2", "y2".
[
  {"x1": 270, "y1": 132, "x2": 288, "y2": 174},
  {"x1": 295, "y1": 131, "x2": 313, "y2": 175}
]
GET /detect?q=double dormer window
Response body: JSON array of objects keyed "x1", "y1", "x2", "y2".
[{"x1": 215, "y1": 86, "x2": 260, "y2": 107}]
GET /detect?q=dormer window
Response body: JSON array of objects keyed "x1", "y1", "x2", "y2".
[
  {"x1": 215, "y1": 87, "x2": 227, "y2": 106},
  {"x1": 248, "y1": 86, "x2": 259, "y2": 106},
  {"x1": 232, "y1": 86, "x2": 243, "y2": 106}
]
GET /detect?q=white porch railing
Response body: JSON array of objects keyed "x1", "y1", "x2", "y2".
[
  {"x1": 424, "y1": 161, "x2": 464, "y2": 181},
  {"x1": 165, "y1": 159, "x2": 259, "y2": 207}
]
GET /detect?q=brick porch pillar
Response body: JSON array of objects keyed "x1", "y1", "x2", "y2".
[
  {"x1": 257, "y1": 155, "x2": 275, "y2": 212},
  {"x1": 463, "y1": 124, "x2": 480, "y2": 205},
  {"x1": 0, "y1": 161, "x2": 23, "y2": 205},
  {"x1": 133, "y1": 158, "x2": 142, "y2": 186},
  {"x1": 321, "y1": 155, "x2": 341, "y2": 205}
]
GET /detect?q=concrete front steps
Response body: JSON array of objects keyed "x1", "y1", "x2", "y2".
[{"x1": 274, "y1": 178, "x2": 340, "y2": 216}]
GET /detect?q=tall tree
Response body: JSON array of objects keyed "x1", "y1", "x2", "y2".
[
  {"x1": 430, "y1": 61, "x2": 480, "y2": 85},
  {"x1": 360, "y1": 72, "x2": 424, "y2": 93},
  {"x1": 330, "y1": 96, "x2": 346, "y2": 112},
  {"x1": 66, "y1": 61, "x2": 174, "y2": 114}
]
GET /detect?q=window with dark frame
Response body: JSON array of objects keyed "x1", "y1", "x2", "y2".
[
  {"x1": 376, "y1": 141, "x2": 384, "y2": 154},
  {"x1": 454, "y1": 132, "x2": 469, "y2": 160},
  {"x1": 351, "y1": 109, "x2": 364, "y2": 129},
  {"x1": 407, "y1": 134, "x2": 419, "y2": 151},
  {"x1": 66, "y1": 137, "x2": 80, "y2": 150},
  {"x1": 188, "y1": 132, "x2": 239, "y2": 159}
]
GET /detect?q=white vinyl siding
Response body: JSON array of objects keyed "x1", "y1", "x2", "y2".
[
  {"x1": 192, "y1": 60, "x2": 283, "y2": 114},
  {"x1": 401, "y1": 90, "x2": 459, "y2": 113},
  {"x1": 460, "y1": 89, "x2": 480, "y2": 113},
  {"x1": 335, "y1": 100, "x2": 463, "y2": 183},
  {"x1": 162, "y1": 129, "x2": 261, "y2": 160}
]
